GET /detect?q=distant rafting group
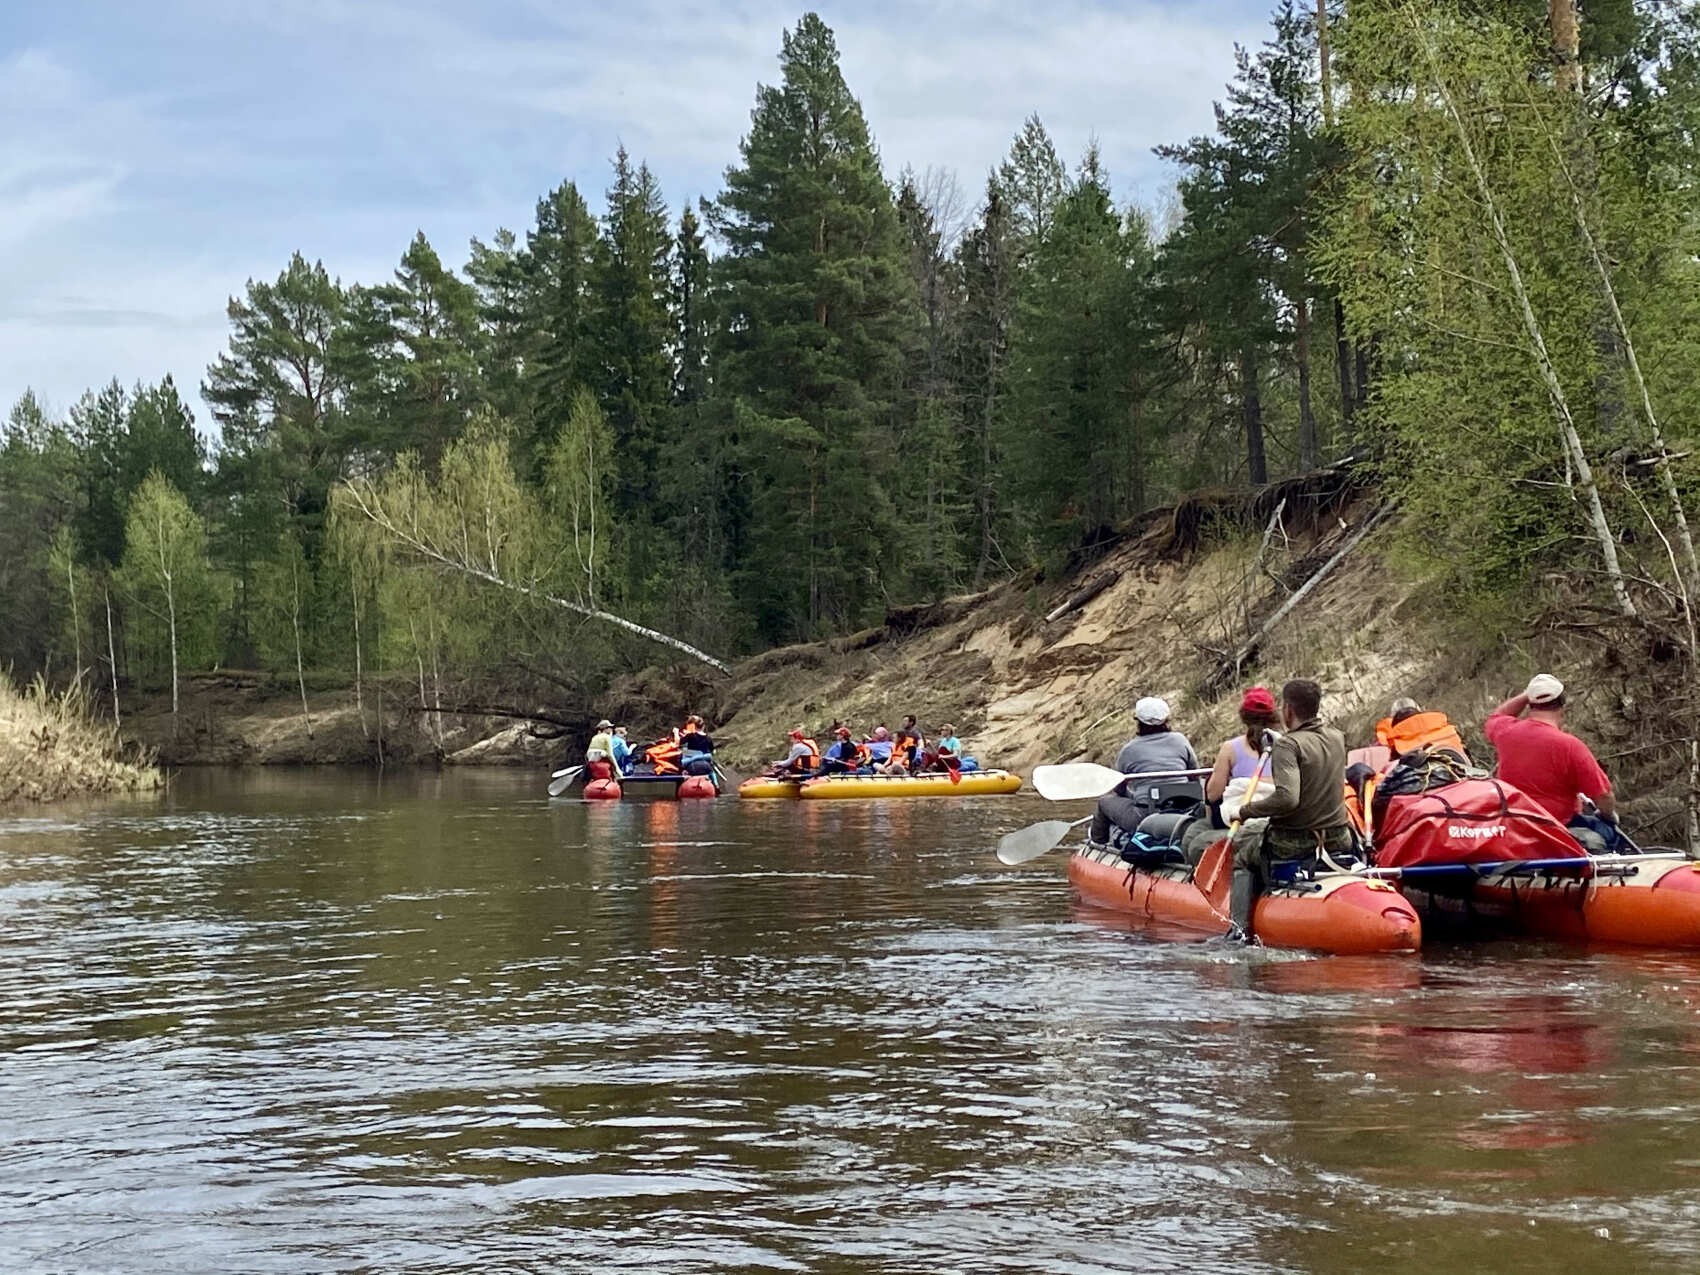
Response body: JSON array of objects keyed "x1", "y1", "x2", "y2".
[
  {"x1": 740, "y1": 718, "x2": 1021, "y2": 799},
  {"x1": 552, "y1": 712, "x2": 1022, "y2": 801},
  {"x1": 1007, "y1": 674, "x2": 1700, "y2": 955}
]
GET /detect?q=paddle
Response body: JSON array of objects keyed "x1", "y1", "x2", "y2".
[
  {"x1": 1032, "y1": 763, "x2": 1211, "y2": 802},
  {"x1": 547, "y1": 765, "x2": 585, "y2": 797},
  {"x1": 996, "y1": 815, "x2": 1093, "y2": 866},
  {"x1": 1194, "y1": 736, "x2": 1276, "y2": 924}
]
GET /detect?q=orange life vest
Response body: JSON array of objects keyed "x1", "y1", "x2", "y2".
[
  {"x1": 788, "y1": 737, "x2": 820, "y2": 772},
  {"x1": 1374, "y1": 711, "x2": 1467, "y2": 762},
  {"x1": 646, "y1": 732, "x2": 683, "y2": 775}
]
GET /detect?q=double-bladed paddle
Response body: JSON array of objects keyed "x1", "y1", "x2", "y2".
[
  {"x1": 996, "y1": 815, "x2": 1094, "y2": 865},
  {"x1": 1032, "y1": 763, "x2": 1211, "y2": 802},
  {"x1": 547, "y1": 766, "x2": 585, "y2": 797}
]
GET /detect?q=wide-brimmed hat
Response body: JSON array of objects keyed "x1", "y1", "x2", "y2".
[{"x1": 595, "y1": 719, "x2": 613, "y2": 730}]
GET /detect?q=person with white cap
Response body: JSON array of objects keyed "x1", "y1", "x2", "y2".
[
  {"x1": 1088, "y1": 696, "x2": 1200, "y2": 844},
  {"x1": 585, "y1": 719, "x2": 617, "y2": 782},
  {"x1": 1484, "y1": 674, "x2": 1618, "y2": 850}
]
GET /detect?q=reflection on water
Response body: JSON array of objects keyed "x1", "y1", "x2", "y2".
[{"x1": 2, "y1": 769, "x2": 1700, "y2": 1273}]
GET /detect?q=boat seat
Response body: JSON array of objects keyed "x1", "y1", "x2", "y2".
[
  {"x1": 1268, "y1": 856, "x2": 1319, "y2": 885},
  {"x1": 1118, "y1": 830, "x2": 1189, "y2": 869},
  {"x1": 1125, "y1": 777, "x2": 1206, "y2": 813}
]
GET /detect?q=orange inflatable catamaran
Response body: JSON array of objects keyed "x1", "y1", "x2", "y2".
[
  {"x1": 1367, "y1": 775, "x2": 1700, "y2": 947},
  {"x1": 1068, "y1": 840, "x2": 1423, "y2": 955}
]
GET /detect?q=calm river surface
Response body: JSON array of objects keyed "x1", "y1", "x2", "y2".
[{"x1": 4, "y1": 769, "x2": 1700, "y2": 1273}]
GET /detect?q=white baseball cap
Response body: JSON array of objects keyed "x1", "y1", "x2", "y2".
[
  {"x1": 1135, "y1": 696, "x2": 1171, "y2": 726},
  {"x1": 1526, "y1": 674, "x2": 1564, "y2": 705}
]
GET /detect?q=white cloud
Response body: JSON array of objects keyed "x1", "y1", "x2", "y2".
[{"x1": 0, "y1": 0, "x2": 1268, "y2": 424}]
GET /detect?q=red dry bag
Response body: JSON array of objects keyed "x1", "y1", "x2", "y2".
[{"x1": 1374, "y1": 778, "x2": 1588, "y2": 869}]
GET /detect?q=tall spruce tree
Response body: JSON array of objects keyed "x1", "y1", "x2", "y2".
[
  {"x1": 523, "y1": 181, "x2": 600, "y2": 460},
  {"x1": 953, "y1": 181, "x2": 1017, "y2": 585},
  {"x1": 594, "y1": 146, "x2": 674, "y2": 587},
  {"x1": 1005, "y1": 150, "x2": 1153, "y2": 552},
  {"x1": 466, "y1": 228, "x2": 533, "y2": 428},
  {"x1": 707, "y1": 12, "x2": 918, "y2": 639}
]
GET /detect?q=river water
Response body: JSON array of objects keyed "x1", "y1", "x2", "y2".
[{"x1": 3, "y1": 769, "x2": 1700, "y2": 1273}]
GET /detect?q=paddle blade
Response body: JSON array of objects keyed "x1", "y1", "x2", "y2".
[
  {"x1": 997, "y1": 820, "x2": 1076, "y2": 865},
  {"x1": 1033, "y1": 762, "x2": 1127, "y2": 802},
  {"x1": 547, "y1": 768, "x2": 582, "y2": 797},
  {"x1": 1194, "y1": 838, "x2": 1233, "y2": 915}
]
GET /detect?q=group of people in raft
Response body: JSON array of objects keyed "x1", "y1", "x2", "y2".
[
  {"x1": 769, "y1": 717, "x2": 970, "y2": 778},
  {"x1": 1093, "y1": 673, "x2": 1622, "y2": 944},
  {"x1": 584, "y1": 715, "x2": 717, "y2": 782}
]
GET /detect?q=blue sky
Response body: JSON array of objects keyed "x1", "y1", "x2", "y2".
[{"x1": 2, "y1": 0, "x2": 1271, "y2": 432}]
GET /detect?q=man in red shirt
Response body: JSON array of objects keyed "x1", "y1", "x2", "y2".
[{"x1": 1483, "y1": 674, "x2": 1619, "y2": 851}]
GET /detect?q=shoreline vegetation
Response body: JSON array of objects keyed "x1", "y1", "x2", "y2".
[{"x1": 0, "y1": 675, "x2": 161, "y2": 808}]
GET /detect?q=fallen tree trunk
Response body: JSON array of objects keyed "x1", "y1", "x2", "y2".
[
  {"x1": 339, "y1": 478, "x2": 732, "y2": 674},
  {"x1": 1209, "y1": 503, "x2": 1394, "y2": 691},
  {"x1": 1045, "y1": 573, "x2": 1117, "y2": 623}
]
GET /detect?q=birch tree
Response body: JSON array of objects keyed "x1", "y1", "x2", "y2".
[{"x1": 118, "y1": 473, "x2": 215, "y2": 724}]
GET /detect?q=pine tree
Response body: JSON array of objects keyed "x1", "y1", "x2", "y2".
[
  {"x1": 203, "y1": 253, "x2": 351, "y2": 545},
  {"x1": 708, "y1": 12, "x2": 919, "y2": 639},
  {"x1": 367, "y1": 231, "x2": 484, "y2": 464},
  {"x1": 523, "y1": 181, "x2": 600, "y2": 459}
]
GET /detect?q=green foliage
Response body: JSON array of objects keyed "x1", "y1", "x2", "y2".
[
  {"x1": 1319, "y1": 0, "x2": 1700, "y2": 593},
  {"x1": 117, "y1": 473, "x2": 220, "y2": 683}
]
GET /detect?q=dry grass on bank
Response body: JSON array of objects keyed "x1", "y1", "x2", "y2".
[{"x1": 0, "y1": 674, "x2": 162, "y2": 807}]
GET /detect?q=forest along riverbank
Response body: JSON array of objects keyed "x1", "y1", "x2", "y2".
[
  {"x1": 0, "y1": 674, "x2": 160, "y2": 807},
  {"x1": 120, "y1": 471, "x2": 1686, "y2": 840}
]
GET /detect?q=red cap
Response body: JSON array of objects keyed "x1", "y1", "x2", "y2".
[
  {"x1": 789, "y1": 728, "x2": 804, "y2": 740},
  {"x1": 835, "y1": 726, "x2": 852, "y2": 737},
  {"x1": 1241, "y1": 686, "x2": 1276, "y2": 714}
]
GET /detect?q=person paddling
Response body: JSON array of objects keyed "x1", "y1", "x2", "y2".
[
  {"x1": 927, "y1": 724, "x2": 963, "y2": 773},
  {"x1": 774, "y1": 727, "x2": 820, "y2": 776},
  {"x1": 1088, "y1": 697, "x2": 1199, "y2": 844},
  {"x1": 585, "y1": 718, "x2": 617, "y2": 783},
  {"x1": 822, "y1": 726, "x2": 866, "y2": 774},
  {"x1": 679, "y1": 715, "x2": 715, "y2": 777},
  {"x1": 1230, "y1": 679, "x2": 1354, "y2": 945},
  {"x1": 1205, "y1": 687, "x2": 1280, "y2": 826},
  {"x1": 1484, "y1": 674, "x2": 1622, "y2": 852}
]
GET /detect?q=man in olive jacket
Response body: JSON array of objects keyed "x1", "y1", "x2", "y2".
[{"x1": 1231, "y1": 678, "x2": 1353, "y2": 942}]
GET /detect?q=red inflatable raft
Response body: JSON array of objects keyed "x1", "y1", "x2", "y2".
[
  {"x1": 1396, "y1": 854, "x2": 1700, "y2": 947},
  {"x1": 1068, "y1": 842, "x2": 1422, "y2": 955},
  {"x1": 1372, "y1": 777, "x2": 1700, "y2": 947}
]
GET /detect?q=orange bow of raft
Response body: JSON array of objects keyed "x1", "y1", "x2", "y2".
[{"x1": 1068, "y1": 842, "x2": 1422, "y2": 956}]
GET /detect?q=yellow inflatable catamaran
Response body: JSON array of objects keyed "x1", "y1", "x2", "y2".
[{"x1": 739, "y1": 770, "x2": 1023, "y2": 800}]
